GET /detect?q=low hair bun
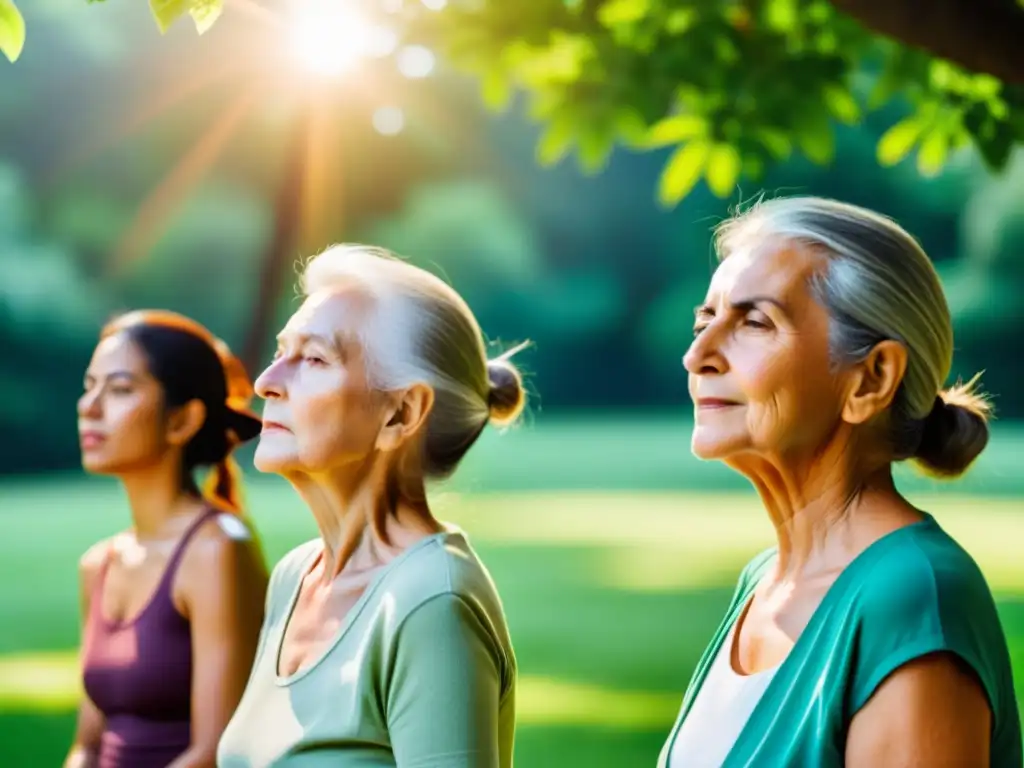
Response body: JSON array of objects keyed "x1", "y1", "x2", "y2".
[
  {"x1": 486, "y1": 357, "x2": 526, "y2": 427},
  {"x1": 912, "y1": 379, "x2": 992, "y2": 478},
  {"x1": 225, "y1": 406, "x2": 263, "y2": 444}
]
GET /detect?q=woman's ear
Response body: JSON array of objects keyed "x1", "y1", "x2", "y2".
[
  {"x1": 376, "y1": 384, "x2": 434, "y2": 452},
  {"x1": 842, "y1": 340, "x2": 908, "y2": 425},
  {"x1": 165, "y1": 399, "x2": 207, "y2": 447}
]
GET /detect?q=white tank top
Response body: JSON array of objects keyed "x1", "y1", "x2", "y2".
[{"x1": 668, "y1": 622, "x2": 779, "y2": 767}]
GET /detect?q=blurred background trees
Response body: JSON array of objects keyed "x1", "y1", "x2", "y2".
[{"x1": 0, "y1": 0, "x2": 1020, "y2": 471}]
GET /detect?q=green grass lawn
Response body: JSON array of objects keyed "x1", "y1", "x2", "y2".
[{"x1": 2, "y1": 470, "x2": 1024, "y2": 767}]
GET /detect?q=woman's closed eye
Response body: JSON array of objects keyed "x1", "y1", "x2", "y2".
[
  {"x1": 83, "y1": 379, "x2": 132, "y2": 396},
  {"x1": 738, "y1": 307, "x2": 775, "y2": 330},
  {"x1": 693, "y1": 313, "x2": 770, "y2": 336}
]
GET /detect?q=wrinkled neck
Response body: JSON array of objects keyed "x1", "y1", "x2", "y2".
[
  {"x1": 287, "y1": 456, "x2": 437, "y2": 582},
  {"x1": 730, "y1": 434, "x2": 896, "y2": 577}
]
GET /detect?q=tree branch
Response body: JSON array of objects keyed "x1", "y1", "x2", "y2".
[{"x1": 830, "y1": 0, "x2": 1024, "y2": 84}]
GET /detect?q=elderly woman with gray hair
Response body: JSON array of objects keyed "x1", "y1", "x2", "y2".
[
  {"x1": 216, "y1": 245, "x2": 525, "y2": 768},
  {"x1": 659, "y1": 196, "x2": 1021, "y2": 767}
]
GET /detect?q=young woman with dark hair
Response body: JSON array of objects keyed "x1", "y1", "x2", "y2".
[{"x1": 65, "y1": 310, "x2": 269, "y2": 768}]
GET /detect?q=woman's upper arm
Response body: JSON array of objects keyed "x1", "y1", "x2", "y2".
[
  {"x1": 846, "y1": 651, "x2": 991, "y2": 767},
  {"x1": 68, "y1": 543, "x2": 109, "y2": 758},
  {"x1": 78, "y1": 544, "x2": 106, "y2": 618},
  {"x1": 179, "y1": 530, "x2": 268, "y2": 755},
  {"x1": 387, "y1": 592, "x2": 509, "y2": 768}
]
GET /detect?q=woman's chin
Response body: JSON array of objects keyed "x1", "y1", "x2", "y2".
[
  {"x1": 80, "y1": 453, "x2": 121, "y2": 475},
  {"x1": 690, "y1": 431, "x2": 745, "y2": 462},
  {"x1": 81, "y1": 460, "x2": 113, "y2": 476},
  {"x1": 252, "y1": 448, "x2": 292, "y2": 475}
]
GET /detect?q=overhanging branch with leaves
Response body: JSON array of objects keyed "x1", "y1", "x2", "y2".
[{"x1": 3, "y1": 0, "x2": 1024, "y2": 206}]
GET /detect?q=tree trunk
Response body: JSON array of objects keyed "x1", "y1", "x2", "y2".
[
  {"x1": 240, "y1": 102, "x2": 313, "y2": 376},
  {"x1": 830, "y1": 0, "x2": 1024, "y2": 84}
]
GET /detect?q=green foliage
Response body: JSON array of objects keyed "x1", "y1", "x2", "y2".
[
  {"x1": 54, "y1": 0, "x2": 1024, "y2": 205},
  {"x1": 0, "y1": 0, "x2": 25, "y2": 62},
  {"x1": 87, "y1": 0, "x2": 224, "y2": 35},
  {"x1": 396, "y1": 0, "x2": 1024, "y2": 206},
  {"x1": 4, "y1": 0, "x2": 220, "y2": 62},
  {"x1": 0, "y1": 166, "x2": 110, "y2": 345},
  {"x1": 113, "y1": 181, "x2": 270, "y2": 343},
  {"x1": 148, "y1": 0, "x2": 223, "y2": 35},
  {"x1": 660, "y1": 141, "x2": 710, "y2": 205}
]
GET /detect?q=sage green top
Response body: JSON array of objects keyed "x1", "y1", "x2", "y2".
[
  {"x1": 658, "y1": 513, "x2": 1022, "y2": 767},
  {"x1": 217, "y1": 530, "x2": 516, "y2": 768}
]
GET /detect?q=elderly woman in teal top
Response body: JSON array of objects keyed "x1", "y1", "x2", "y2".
[
  {"x1": 216, "y1": 245, "x2": 526, "y2": 768},
  {"x1": 659, "y1": 196, "x2": 1022, "y2": 767}
]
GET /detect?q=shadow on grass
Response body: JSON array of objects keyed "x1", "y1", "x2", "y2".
[
  {"x1": 2, "y1": 501, "x2": 1024, "y2": 768},
  {"x1": 0, "y1": 710, "x2": 668, "y2": 768},
  {"x1": 517, "y1": 724, "x2": 668, "y2": 767}
]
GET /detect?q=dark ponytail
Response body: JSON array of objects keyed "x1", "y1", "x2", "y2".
[{"x1": 204, "y1": 456, "x2": 245, "y2": 514}]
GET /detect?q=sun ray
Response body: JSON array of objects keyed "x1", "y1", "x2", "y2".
[
  {"x1": 110, "y1": 83, "x2": 263, "y2": 274},
  {"x1": 297, "y1": 95, "x2": 345, "y2": 251},
  {"x1": 42, "y1": 61, "x2": 242, "y2": 188}
]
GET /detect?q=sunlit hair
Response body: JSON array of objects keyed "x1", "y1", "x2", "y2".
[
  {"x1": 714, "y1": 196, "x2": 990, "y2": 478},
  {"x1": 299, "y1": 244, "x2": 529, "y2": 479},
  {"x1": 101, "y1": 310, "x2": 263, "y2": 513}
]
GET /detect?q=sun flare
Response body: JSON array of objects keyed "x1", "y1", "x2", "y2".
[{"x1": 289, "y1": 1, "x2": 396, "y2": 77}]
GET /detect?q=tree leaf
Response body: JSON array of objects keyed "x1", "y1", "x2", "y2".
[
  {"x1": 526, "y1": 89, "x2": 561, "y2": 122},
  {"x1": 658, "y1": 140, "x2": 709, "y2": 206},
  {"x1": 764, "y1": 0, "x2": 798, "y2": 32},
  {"x1": 823, "y1": 84, "x2": 860, "y2": 125},
  {"x1": 598, "y1": 0, "x2": 650, "y2": 28},
  {"x1": 481, "y1": 68, "x2": 513, "y2": 111},
  {"x1": 615, "y1": 109, "x2": 649, "y2": 147},
  {"x1": 705, "y1": 143, "x2": 741, "y2": 198},
  {"x1": 0, "y1": 0, "x2": 25, "y2": 63},
  {"x1": 536, "y1": 115, "x2": 575, "y2": 166},
  {"x1": 190, "y1": 0, "x2": 223, "y2": 35},
  {"x1": 576, "y1": 126, "x2": 614, "y2": 174},
  {"x1": 868, "y1": 68, "x2": 903, "y2": 110},
  {"x1": 916, "y1": 129, "x2": 949, "y2": 177},
  {"x1": 877, "y1": 117, "x2": 924, "y2": 166},
  {"x1": 965, "y1": 73, "x2": 1001, "y2": 100},
  {"x1": 665, "y1": 8, "x2": 697, "y2": 33},
  {"x1": 512, "y1": 33, "x2": 592, "y2": 88},
  {"x1": 642, "y1": 114, "x2": 706, "y2": 149},
  {"x1": 149, "y1": 0, "x2": 190, "y2": 34},
  {"x1": 755, "y1": 128, "x2": 792, "y2": 160}
]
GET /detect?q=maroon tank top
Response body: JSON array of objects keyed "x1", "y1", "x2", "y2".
[{"x1": 82, "y1": 510, "x2": 215, "y2": 768}]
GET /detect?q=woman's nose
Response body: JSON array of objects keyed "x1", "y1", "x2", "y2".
[
  {"x1": 254, "y1": 360, "x2": 285, "y2": 400},
  {"x1": 683, "y1": 327, "x2": 727, "y2": 376},
  {"x1": 77, "y1": 389, "x2": 102, "y2": 418}
]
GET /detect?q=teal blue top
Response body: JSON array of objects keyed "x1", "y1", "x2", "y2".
[{"x1": 658, "y1": 514, "x2": 1022, "y2": 767}]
